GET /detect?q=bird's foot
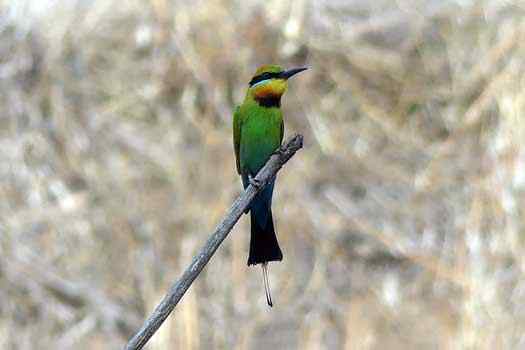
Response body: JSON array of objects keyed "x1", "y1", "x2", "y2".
[
  {"x1": 248, "y1": 174, "x2": 262, "y2": 189},
  {"x1": 271, "y1": 147, "x2": 284, "y2": 157}
]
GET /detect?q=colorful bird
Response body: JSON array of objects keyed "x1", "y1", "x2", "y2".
[{"x1": 233, "y1": 64, "x2": 307, "y2": 306}]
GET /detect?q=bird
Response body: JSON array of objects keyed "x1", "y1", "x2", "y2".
[{"x1": 233, "y1": 64, "x2": 307, "y2": 306}]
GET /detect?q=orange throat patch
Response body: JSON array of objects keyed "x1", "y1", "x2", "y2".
[
  {"x1": 254, "y1": 88, "x2": 282, "y2": 107},
  {"x1": 251, "y1": 78, "x2": 286, "y2": 107},
  {"x1": 254, "y1": 85, "x2": 282, "y2": 99}
]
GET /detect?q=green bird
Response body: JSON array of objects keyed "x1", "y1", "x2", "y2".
[{"x1": 233, "y1": 64, "x2": 307, "y2": 306}]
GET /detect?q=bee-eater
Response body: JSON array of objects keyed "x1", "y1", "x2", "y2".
[{"x1": 233, "y1": 64, "x2": 307, "y2": 306}]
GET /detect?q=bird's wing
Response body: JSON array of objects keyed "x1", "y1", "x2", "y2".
[
  {"x1": 233, "y1": 105, "x2": 242, "y2": 174},
  {"x1": 280, "y1": 119, "x2": 284, "y2": 144}
]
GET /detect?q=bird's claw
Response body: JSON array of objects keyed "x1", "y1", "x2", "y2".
[
  {"x1": 248, "y1": 174, "x2": 262, "y2": 189},
  {"x1": 271, "y1": 148, "x2": 284, "y2": 157}
]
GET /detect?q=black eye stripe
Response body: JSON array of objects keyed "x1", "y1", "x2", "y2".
[{"x1": 249, "y1": 72, "x2": 282, "y2": 86}]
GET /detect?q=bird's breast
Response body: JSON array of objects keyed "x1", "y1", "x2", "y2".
[{"x1": 240, "y1": 109, "x2": 282, "y2": 174}]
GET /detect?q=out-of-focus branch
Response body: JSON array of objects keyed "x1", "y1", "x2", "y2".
[
  {"x1": 125, "y1": 134, "x2": 304, "y2": 350},
  {"x1": 4, "y1": 252, "x2": 142, "y2": 335}
]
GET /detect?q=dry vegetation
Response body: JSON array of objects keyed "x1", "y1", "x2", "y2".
[{"x1": 1, "y1": 0, "x2": 525, "y2": 349}]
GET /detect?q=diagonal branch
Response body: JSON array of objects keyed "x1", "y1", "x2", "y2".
[{"x1": 125, "y1": 134, "x2": 304, "y2": 350}]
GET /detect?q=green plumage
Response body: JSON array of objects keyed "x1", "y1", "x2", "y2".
[{"x1": 234, "y1": 98, "x2": 283, "y2": 177}]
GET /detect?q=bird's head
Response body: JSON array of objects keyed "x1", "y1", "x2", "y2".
[{"x1": 247, "y1": 64, "x2": 307, "y2": 106}]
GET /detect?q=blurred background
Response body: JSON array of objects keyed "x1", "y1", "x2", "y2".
[{"x1": 1, "y1": 0, "x2": 525, "y2": 349}]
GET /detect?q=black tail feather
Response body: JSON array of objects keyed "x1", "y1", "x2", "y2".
[{"x1": 247, "y1": 208, "x2": 283, "y2": 265}]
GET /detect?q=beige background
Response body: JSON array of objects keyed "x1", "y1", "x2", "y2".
[{"x1": 1, "y1": 0, "x2": 524, "y2": 349}]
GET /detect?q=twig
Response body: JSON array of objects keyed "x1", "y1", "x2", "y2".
[{"x1": 125, "y1": 134, "x2": 304, "y2": 350}]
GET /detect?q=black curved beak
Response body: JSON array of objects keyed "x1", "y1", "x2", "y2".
[{"x1": 280, "y1": 67, "x2": 308, "y2": 80}]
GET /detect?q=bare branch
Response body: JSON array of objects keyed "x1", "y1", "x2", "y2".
[{"x1": 125, "y1": 134, "x2": 304, "y2": 350}]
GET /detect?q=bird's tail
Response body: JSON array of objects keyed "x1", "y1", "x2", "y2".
[
  {"x1": 261, "y1": 262, "x2": 273, "y2": 307},
  {"x1": 246, "y1": 178, "x2": 282, "y2": 306},
  {"x1": 247, "y1": 207, "x2": 283, "y2": 265},
  {"x1": 248, "y1": 205, "x2": 282, "y2": 307}
]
